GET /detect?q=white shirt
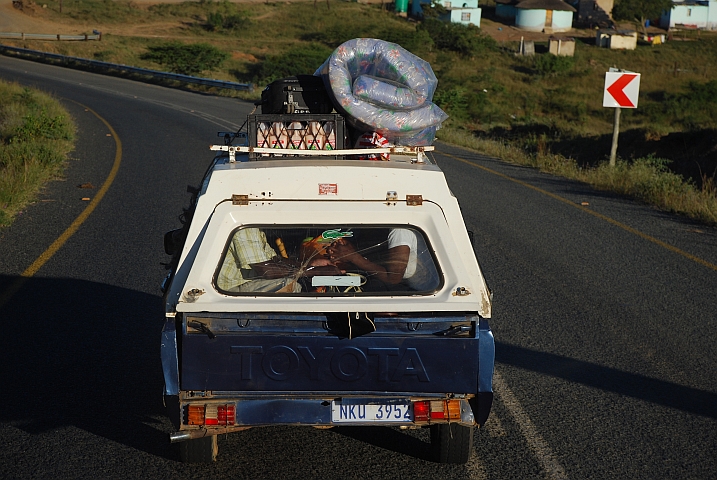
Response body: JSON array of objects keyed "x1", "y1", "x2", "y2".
[{"x1": 387, "y1": 228, "x2": 438, "y2": 291}]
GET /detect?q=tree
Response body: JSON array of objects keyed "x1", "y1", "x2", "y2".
[{"x1": 612, "y1": 0, "x2": 673, "y2": 33}]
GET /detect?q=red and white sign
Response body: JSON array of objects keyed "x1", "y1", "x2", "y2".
[
  {"x1": 603, "y1": 72, "x2": 641, "y2": 108},
  {"x1": 318, "y1": 183, "x2": 338, "y2": 195}
]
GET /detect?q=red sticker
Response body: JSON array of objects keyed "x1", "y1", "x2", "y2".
[{"x1": 319, "y1": 183, "x2": 338, "y2": 195}]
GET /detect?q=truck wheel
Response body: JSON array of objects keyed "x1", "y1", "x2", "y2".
[
  {"x1": 178, "y1": 435, "x2": 218, "y2": 463},
  {"x1": 430, "y1": 423, "x2": 474, "y2": 464}
]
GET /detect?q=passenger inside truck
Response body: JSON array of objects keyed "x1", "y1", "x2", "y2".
[
  {"x1": 214, "y1": 226, "x2": 441, "y2": 295},
  {"x1": 215, "y1": 227, "x2": 341, "y2": 293},
  {"x1": 325, "y1": 228, "x2": 438, "y2": 291}
]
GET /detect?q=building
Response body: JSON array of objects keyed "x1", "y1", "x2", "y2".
[
  {"x1": 573, "y1": 0, "x2": 614, "y2": 28},
  {"x1": 411, "y1": 0, "x2": 482, "y2": 26},
  {"x1": 515, "y1": 0, "x2": 576, "y2": 32},
  {"x1": 549, "y1": 36, "x2": 576, "y2": 55},
  {"x1": 495, "y1": 0, "x2": 520, "y2": 19},
  {"x1": 659, "y1": 0, "x2": 717, "y2": 30},
  {"x1": 495, "y1": 0, "x2": 576, "y2": 32},
  {"x1": 596, "y1": 29, "x2": 638, "y2": 49}
]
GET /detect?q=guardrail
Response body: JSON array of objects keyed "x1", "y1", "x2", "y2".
[
  {"x1": 0, "y1": 44, "x2": 254, "y2": 92},
  {"x1": 0, "y1": 32, "x2": 101, "y2": 41}
]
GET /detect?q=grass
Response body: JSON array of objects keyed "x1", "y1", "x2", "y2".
[
  {"x1": 2, "y1": 0, "x2": 716, "y2": 225},
  {"x1": 10, "y1": 2, "x2": 717, "y2": 133},
  {"x1": 0, "y1": 81, "x2": 76, "y2": 227},
  {"x1": 438, "y1": 127, "x2": 717, "y2": 225}
]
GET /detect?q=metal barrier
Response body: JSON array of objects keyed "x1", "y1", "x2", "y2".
[
  {"x1": 0, "y1": 44, "x2": 254, "y2": 92},
  {"x1": 0, "y1": 32, "x2": 101, "y2": 41}
]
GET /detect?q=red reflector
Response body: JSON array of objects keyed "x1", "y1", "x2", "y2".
[
  {"x1": 217, "y1": 405, "x2": 235, "y2": 426},
  {"x1": 414, "y1": 401, "x2": 430, "y2": 422}
]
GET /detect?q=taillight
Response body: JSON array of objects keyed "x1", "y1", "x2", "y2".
[
  {"x1": 218, "y1": 404, "x2": 235, "y2": 425},
  {"x1": 414, "y1": 401, "x2": 430, "y2": 422},
  {"x1": 187, "y1": 405, "x2": 205, "y2": 425},
  {"x1": 412, "y1": 399, "x2": 462, "y2": 423},
  {"x1": 446, "y1": 399, "x2": 461, "y2": 420},
  {"x1": 186, "y1": 404, "x2": 235, "y2": 426}
]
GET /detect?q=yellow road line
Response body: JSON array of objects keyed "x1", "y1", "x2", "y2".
[
  {"x1": 0, "y1": 103, "x2": 122, "y2": 308},
  {"x1": 441, "y1": 150, "x2": 717, "y2": 272}
]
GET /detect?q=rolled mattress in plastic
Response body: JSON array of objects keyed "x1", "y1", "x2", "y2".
[{"x1": 315, "y1": 38, "x2": 448, "y2": 145}]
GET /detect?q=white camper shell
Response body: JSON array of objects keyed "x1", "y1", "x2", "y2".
[{"x1": 164, "y1": 146, "x2": 492, "y2": 318}]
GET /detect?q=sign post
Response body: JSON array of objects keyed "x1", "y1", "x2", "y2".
[{"x1": 603, "y1": 68, "x2": 640, "y2": 166}]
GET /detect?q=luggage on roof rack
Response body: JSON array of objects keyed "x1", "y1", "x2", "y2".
[{"x1": 260, "y1": 75, "x2": 334, "y2": 115}]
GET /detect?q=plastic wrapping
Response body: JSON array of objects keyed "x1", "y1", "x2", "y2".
[
  {"x1": 315, "y1": 38, "x2": 448, "y2": 145},
  {"x1": 353, "y1": 75, "x2": 423, "y2": 110}
]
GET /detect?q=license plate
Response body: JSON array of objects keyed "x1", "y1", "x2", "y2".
[{"x1": 331, "y1": 401, "x2": 413, "y2": 423}]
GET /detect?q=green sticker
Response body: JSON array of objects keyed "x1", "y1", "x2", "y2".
[{"x1": 320, "y1": 229, "x2": 354, "y2": 241}]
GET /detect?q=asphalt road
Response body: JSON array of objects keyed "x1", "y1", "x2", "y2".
[{"x1": 1, "y1": 55, "x2": 716, "y2": 480}]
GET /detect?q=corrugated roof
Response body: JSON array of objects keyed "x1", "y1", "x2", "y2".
[{"x1": 516, "y1": 0, "x2": 577, "y2": 11}]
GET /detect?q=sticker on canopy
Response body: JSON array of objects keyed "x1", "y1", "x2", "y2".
[
  {"x1": 321, "y1": 229, "x2": 353, "y2": 241},
  {"x1": 319, "y1": 183, "x2": 338, "y2": 195}
]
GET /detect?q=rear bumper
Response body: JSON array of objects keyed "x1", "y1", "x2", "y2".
[{"x1": 171, "y1": 395, "x2": 478, "y2": 441}]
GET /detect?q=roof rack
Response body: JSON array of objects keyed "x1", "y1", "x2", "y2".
[{"x1": 209, "y1": 145, "x2": 435, "y2": 164}]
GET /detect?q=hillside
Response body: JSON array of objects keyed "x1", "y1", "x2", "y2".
[{"x1": 2, "y1": 0, "x2": 715, "y2": 191}]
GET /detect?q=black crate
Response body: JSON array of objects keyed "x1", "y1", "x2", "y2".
[
  {"x1": 247, "y1": 114, "x2": 346, "y2": 159},
  {"x1": 260, "y1": 75, "x2": 334, "y2": 115}
]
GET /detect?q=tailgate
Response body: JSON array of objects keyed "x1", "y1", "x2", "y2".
[{"x1": 180, "y1": 314, "x2": 485, "y2": 394}]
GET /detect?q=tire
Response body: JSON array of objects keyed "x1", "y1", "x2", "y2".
[
  {"x1": 178, "y1": 435, "x2": 218, "y2": 464},
  {"x1": 429, "y1": 423, "x2": 474, "y2": 464}
]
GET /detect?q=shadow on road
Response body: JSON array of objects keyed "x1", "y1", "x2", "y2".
[
  {"x1": 2, "y1": 273, "x2": 714, "y2": 465},
  {"x1": 331, "y1": 425, "x2": 431, "y2": 461},
  {"x1": 0, "y1": 274, "x2": 174, "y2": 459},
  {"x1": 497, "y1": 342, "x2": 717, "y2": 419}
]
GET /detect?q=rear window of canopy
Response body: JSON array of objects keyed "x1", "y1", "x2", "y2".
[{"x1": 214, "y1": 226, "x2": 442, "y2": 296}]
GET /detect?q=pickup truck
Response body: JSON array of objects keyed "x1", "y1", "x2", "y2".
[{"x1": 160, "y1": 125, "x2": 495, "y2": 464}]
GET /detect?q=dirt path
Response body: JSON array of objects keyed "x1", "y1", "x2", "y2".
[{"x1": 0, "y1": 0, "x2": 65, "y2": 33}]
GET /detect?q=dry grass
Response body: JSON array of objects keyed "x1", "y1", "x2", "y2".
[
  {"x1": 0, "y1": 82, "x2": 76, "y2": 227},
  {"x1": 438, "y1": 127, "x2": 717, "y2": 225}
]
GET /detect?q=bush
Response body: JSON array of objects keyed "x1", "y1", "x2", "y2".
[
  {"x1": 374, "y1": 28, "x2": 434, "y2": 57},
  {"x1": 534, "y1": 54, "x2": 575, "y2": 77},
  {"x1": 206, "y1": 12, "x2": 249, "y2": 32},
  {"x1": 301, "y1": 25, "x2": 369, "y2": 48},
  {"x1": 6, "y1": 109, "x2": 73, "y2": 145},
  {"x1": 434, "y1": 86, "x2": 471, "y2": 121},
  {"x1": 254, "y1": 43, "x2": 334, "y2": 85},
  {"x1": 417, "y1": 18, "x2": 496, "y2": 57},
  {"x1": 141, "y1": 42, "x2": 229, "y2": 76},
  {"x1": 642, "y1": 80, "x2": 717, "y2": 130},
  {"x1": 303, "y1": 26, "x2": 433, "y2": 57}
]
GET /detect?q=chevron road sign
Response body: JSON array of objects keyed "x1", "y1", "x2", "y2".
[{"x1": 603, "y1": 70, "x2": 641, "y2": 108}]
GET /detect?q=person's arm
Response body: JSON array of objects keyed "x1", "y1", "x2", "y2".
[
  {"x1": 251, "y1": 256, "x2": 342, "y2": 279},
  {"x1": 328, "y1": 239, "x2": 409, "y2": 284}
]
